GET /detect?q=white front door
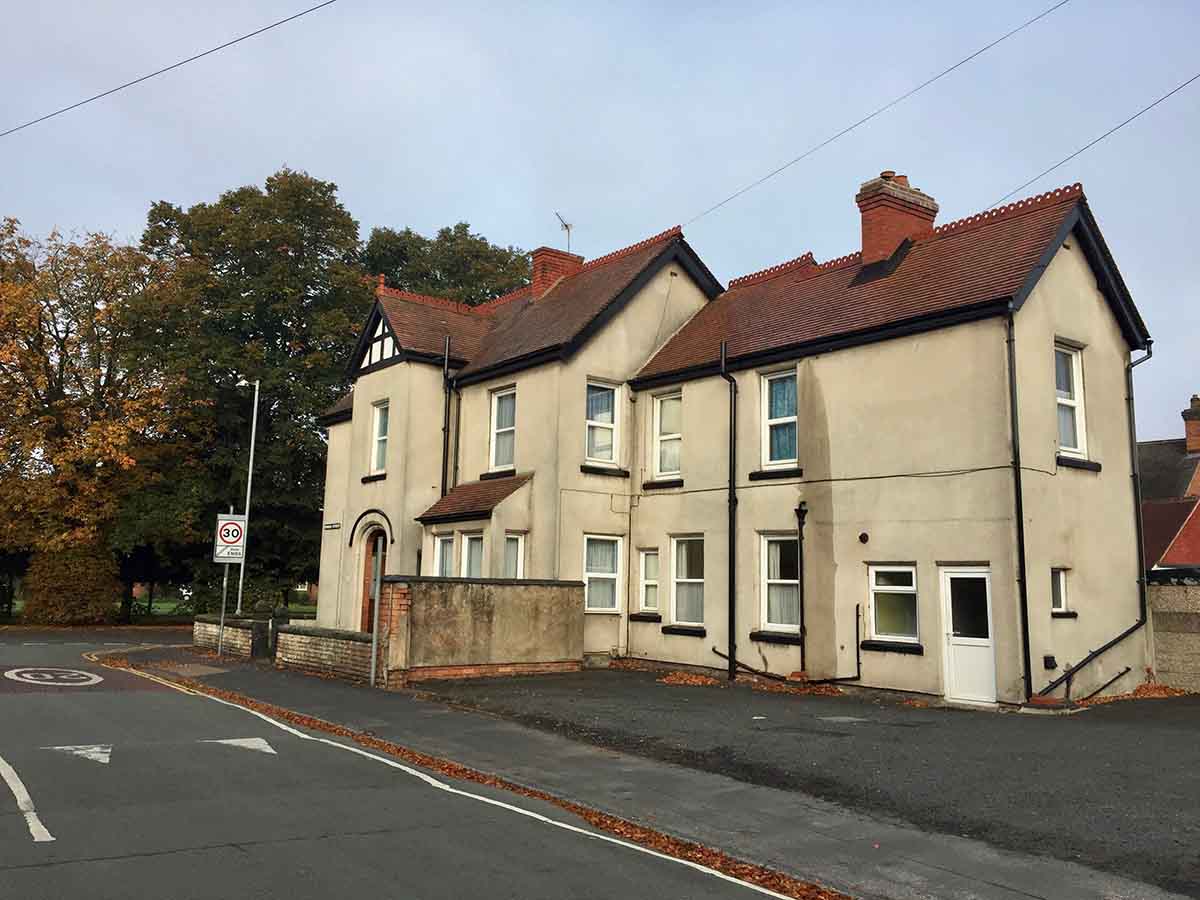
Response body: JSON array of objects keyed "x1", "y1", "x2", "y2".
[{"x1": 940, "y1": 567, "x2": 996, "y2": 704}]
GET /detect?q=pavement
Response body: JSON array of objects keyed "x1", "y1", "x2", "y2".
[
  {"x1": 102, "y1": 645, "x2": 1194, "y2": 900},
  {"x1": 0, "y1": 632, "x2": 815, "y2": 900}
]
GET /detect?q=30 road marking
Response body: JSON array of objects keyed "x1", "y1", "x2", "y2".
[
  {"x1": 0, "y1": 753, "x2": 54, "y2": 842},
  {"x1": 4, "y1": 667, "x2": 103, "y2": 687}
]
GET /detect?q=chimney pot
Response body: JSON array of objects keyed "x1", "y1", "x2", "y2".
[
  {"x1": 530, "y1": 246, "x2": 584, "y2": 298},
  {"x1": 855, "y1": 171, "x2": 938, "y2": 265},
  {"x1": 1184, "y1": 394, "x2": 1200, "y2": 454}
]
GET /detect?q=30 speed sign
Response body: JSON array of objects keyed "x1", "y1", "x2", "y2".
[{"x1": 213, "y1": 513, "x2": 248, "y2": 564}]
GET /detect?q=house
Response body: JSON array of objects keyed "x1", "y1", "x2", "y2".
[
  {"x1": 316, "y1": 171, "x2": 1152, "y2": 705},
  {"x1": 1140, "y1": 396, "x2": 1200, "y2": 573}
]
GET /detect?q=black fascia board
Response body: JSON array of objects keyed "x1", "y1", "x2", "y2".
[
  {"x1": 455, "y1": 345, "x2": 565, "y2": 388},
  {"x1": 415, "y1": 509, "x2": 493, "y2": 526},
  {"x1": 317, "y1": 408, "x2": 353, "y2": 427}
]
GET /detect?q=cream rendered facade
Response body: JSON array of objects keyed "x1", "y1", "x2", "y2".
[{"x1": 317, "y1": 198, "x2": 1149, "y2": 704}]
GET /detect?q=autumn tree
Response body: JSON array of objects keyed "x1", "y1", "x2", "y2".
[
  {"x1": 361, "y1": 222, "x2": 529, "y2": 305},
  {"x1": 0, "y1": 219, "x2": 193, "y2": 622}
]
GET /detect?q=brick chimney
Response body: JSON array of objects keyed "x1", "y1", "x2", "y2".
[
  {"x1": 1184, "y1": 395, "x2": 1200, "y2": 454},
  {"x1": 855, "y1": 171, "x2": 939, "y2": 266},
  {"x1": 530, "y1": 246, "x2": 584, "y2": 298}
]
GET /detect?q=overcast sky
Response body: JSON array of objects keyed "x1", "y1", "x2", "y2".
[{"x1": 2, "y1": 1, "x2": 1196, "y2": 437}]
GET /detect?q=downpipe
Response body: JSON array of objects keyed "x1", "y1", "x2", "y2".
[
  {"x1": 795, "y1": 502, "x2": 807, "y2": 673},
  {"x1": 1005, "y1": 309, "x2": 1034, "y2": 702},
  {"x1": 719, "y1": 342, "x2": 739, "y2": 682},
  {"x1": 440, "y1": 337, "x2": 452, "y2": 497}
]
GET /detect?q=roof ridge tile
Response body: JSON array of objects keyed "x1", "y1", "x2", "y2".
[
  {"x1": 817, "y1": 250, "x2": 863, "y2": 271},
  {"x1": 578, "y1": 225, "x2": 682, "y2": 272},
  {"x1": 377, "y1": 284, "x2": 480, "y2": 316},
  {"x1": 475, "y1": 283, "x2": 533, "y2": 314},
  {"x1": 728, "y1": 252, "x2": 817, "y2": 289},
  {"x1": 932, "y1": 183, "x2": 1083, "y2": 239}
]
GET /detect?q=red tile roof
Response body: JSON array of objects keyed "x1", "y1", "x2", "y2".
[
  {"x1": 416, "y1": 474, "x2": 532, "y2": 523},
  {"x1": 376, "y1": 285, "x2": 496, "y2": 362},
  {"x1": 638, "y1": 185, "x2": 1090, "y2": 381},
  {"x1": 1144, "y1": 498, "x2": 1200, "y2": 568}
]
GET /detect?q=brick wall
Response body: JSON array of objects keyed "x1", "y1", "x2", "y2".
[
  {"x1": 1150, "y1": 583, "x2": 1200, "y2": 691},
  {"x1": 193, "y1": 619, "x2": 254, "y2": 658},
  {"x1": 275, "y1": 625, "x2": 374, "y2": 682}
]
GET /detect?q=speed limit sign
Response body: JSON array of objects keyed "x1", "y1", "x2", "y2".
[{"x1": 213, "y1": 513, "x2": 248, "y2": 563}]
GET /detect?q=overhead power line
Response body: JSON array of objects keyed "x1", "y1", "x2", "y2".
[
  {"x1": 990, "y1": 69, "x2": 1200, "y2": 207},
  {"x1": 684, "y1": 0, "x2": 1073, "y2": 227},
  {"x1": 0, "y1": 0, "x2": 339, "y2": 140}
]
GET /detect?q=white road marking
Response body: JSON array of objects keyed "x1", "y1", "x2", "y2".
[
  {"x1": 3, "y1": 667, "x2": 103, "y2": 687},
  {"x1": 0, "y1": 753, "x2": 54, "y2": 842},
  {"x1": 817, "y1": 716, "x2": 868, "y2": 723},
  {"x1": 21, "y1": 643, "x2": 47, "y2": 646},
  {"x1": 201, "y1": 737, "x2": 276, "y2": 755},
  {"x1": 44, "y1": 744, "x2": 112, "y2": 764}
]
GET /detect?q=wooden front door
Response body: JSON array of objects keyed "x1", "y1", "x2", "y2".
[{"x1": 361, "y1": 530, "x2": 386, "y2": 633}]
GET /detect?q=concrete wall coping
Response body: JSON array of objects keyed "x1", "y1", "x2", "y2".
[
  {"x1": 276, "y1": 623, "x2": 373, "y2": 643},
  {"x1": 195, "y1": 615, "x2": 260, "y2": 629},
  {"x1": 382, "y1": 575, "x2": 585, "y2": 588}
]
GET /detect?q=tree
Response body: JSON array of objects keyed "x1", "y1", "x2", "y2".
[
  {"x1": 0, "y1": 219, "x2": 191, "y2": 622},
  {"x1": 141, "y1": 169, "x2": 374, "y2": 598},
  {"x1": 362, "y1": 222, "x2": 529, "y2": 306}
]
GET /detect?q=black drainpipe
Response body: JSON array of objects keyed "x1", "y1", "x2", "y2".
[
  {"x1": 1037, "y1": 340, "x2": 1153, "y2": 697},
  {"x1": 795, "y1": 502, "x2": 807, "y2": 673},
  {"x1": 440, "y1": 337, "x2": 452, "y2": 497},
  {"x1": 451, "y1": 383, "x2": 462, "y2": 490},
  {"x1": 719, "y1": 342, "x2": 738, "y2": 682},
  {"x1": 1005, "y1": 308, "x2": 1034, "y2": 702}
]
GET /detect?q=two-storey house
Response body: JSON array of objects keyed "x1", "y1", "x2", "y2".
[{"x1": 316, "y1": 171, "x2": 1151, "y2": 705}]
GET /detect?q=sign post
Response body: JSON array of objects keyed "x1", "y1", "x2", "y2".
[{"x1": 213, "y1": 513, "x2": 247, "y2": 657}]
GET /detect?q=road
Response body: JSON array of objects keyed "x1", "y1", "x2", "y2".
[{"x1": 0, "y1": 632, "x2": 786, "y2": 900}]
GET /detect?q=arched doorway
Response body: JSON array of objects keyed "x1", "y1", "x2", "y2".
[{"x1": 361, "y1": 528, "x2": 387, "y2": 633}]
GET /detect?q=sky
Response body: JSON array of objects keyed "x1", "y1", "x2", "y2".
[{"x1": 2, "y1": 0, "x2": 1196, "y2": 438}]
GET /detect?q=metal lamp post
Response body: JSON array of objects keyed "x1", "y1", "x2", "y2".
[{"x1": 234, "y1": 379, "x2": 260, "y2": 616}]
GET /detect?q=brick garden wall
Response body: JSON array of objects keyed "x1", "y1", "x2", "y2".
[
  {"x1": 275, "y1": 625, "x2": 374, "y2": 682},
  {"x1": 193, "y1": 617, "x2": 256, "y2": 658},
  {"x1": 1150, "y1": 583, "x2": 1200, "y2": 691}
]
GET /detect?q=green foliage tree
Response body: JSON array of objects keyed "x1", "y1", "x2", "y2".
[
  {"x1": 141, "y1": 169, "x2": 374, "y2": 599},
  {"x1": 362, "y1": 222, "x2": 529, "y2": 305}
]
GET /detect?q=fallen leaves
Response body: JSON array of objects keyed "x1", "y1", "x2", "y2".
[
  {"x1": 658, "y1": 671, "x2": 722, "y2": 687},
  {"x1": 745, "y1": 676, "x2": 842, "y2": 697},
  {"x1": 1077, "y1": 680, "x2": 1192, "y2": 707}
]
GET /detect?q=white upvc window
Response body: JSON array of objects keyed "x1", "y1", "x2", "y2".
[
  {"x1": 583, "y1": 535, "x2": 621, "y2": 612},
  {"x1": 370, "y1": 400, "x2": 390, "y2": 474},
  {"x1": 585, "y1": 382, "x2": 618, "y2": 464},
  {"x1": 504, "y1": 533, "x2": 525, "y2": 579},
  {"x1": 434, "y1": 535, "x2": 455, "y2": 577},
  {"x1": 1055, "y1": 344, "x2": 1087, "y2": 458},
  {"x1": 490, "y1": 387, "x2": 516, "y2": 470},
  {"x1": 639, "y1": 549, "x2": 660, "y2": 611},
  {"x1": 461, "y1": 533, "x2": 484, "y2": 578},
  {"x1": 1051, "y1": 568, "x2": 1069, "y2": 612},
  {"x1": 761, "y1": 534, "x2": 800, "y2": 631},
  {"x1": 653, "y1": 393, "x2": 682, "y2": 477},
  {"x1": 868, "y1": 565, "x2": 919, "y2": 642},
  {"x1": 762, "y1": 371, "x2": 798, "y2": 467},
  {"x1": 671, "y1": 536, "x2": 705, "y2": 625}
]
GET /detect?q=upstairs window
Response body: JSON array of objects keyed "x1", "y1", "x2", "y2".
[
  {"x1": 586, "y1": 382, "x2": 618, "y2": 464},
  {"x1": 490, "y1": 388, "x2": 516, "y2": 470},
  {"x1": 762, "y1": 535, "x2": 800, "y2": 630},
  {"x1": 461, "y1": 534, "x2": 483, "y2": 578},
  {"x1": 370, "y1": 401, "x2": 389, "y2": 474},
  {"x1": 672, "y1": 537, "x2": 705, "y2": 625},
  {"x1": 868, "y1": 565, "x2": 919, "y2": 642},
  {"x1": 654, "y1": 393, "x2": 682, "y2": 477},
  {"x1": 504, "y1": 533, "x2": 525, "y2": 579},
  {"x1": 763, "y1": 371, "x2": 797, "y2": 467},
  {"x1": 434, "y1": 535, "x2": 454, "y2": 577},
  {"x1": 1051, "y1": 568, "x2": 1069, "y2": 612},
  {"x1": 1055, "y1": 344, "x2": 1086, "y2": 457}
]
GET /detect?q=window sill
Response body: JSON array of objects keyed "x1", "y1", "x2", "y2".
[
  {"x1": 361, "y1": 473, "x2": 386, "y2": 484},
  {"x1": 581, "y1": 464, "x2": 630, "y2": 478},
  {"x1": 1051, "y1": 610, "x2": 1079, "y2": 619},
  {"x1": 749, "y1": 629, "x2": 802, "y2": 645},
  {"x1": 584, "y1": 609, "x2": 621, "y2": 616},
  {"x1": 1056, "y1": 455, "x2": 1101, "y2": 473},
  {"x1": 748, "y1": 466, "x2": 804, "y2": 481},
  {"x1": 629, "y1": 611, "x2": 662, "y2": 623},
  {"x1": 662, "y1": 624, "x2": 706, "y2": 637},
  {"x1": 642, "y1": 478, "x2": 683, "y2": 491},
  {"x1": 480, "y1": 468, "x2": 517, "y2": 481},
  {"x1": 860, "y1": 639, "x2": 923, "y2": 655}
]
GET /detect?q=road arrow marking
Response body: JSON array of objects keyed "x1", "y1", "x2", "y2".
[
  {"x1": 201, "y1": 737, "x2": 276, "y2": 755},
  {"x1": 44, "y1": 744, "x2": 112, "y2": 764}
]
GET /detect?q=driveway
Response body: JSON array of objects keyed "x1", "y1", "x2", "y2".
[{"x1": 420, "y1": 669, "x2": 1200, "y2": 895}]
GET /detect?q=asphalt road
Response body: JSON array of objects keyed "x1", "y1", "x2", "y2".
[{"x1": 0, "y1": 634, "x2": 784, "y2": 900}]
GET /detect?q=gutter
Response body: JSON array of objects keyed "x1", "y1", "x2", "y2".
[
  {"x1": 1037, "y1": 340, "x2": 1153, "y2": 697},
  {"x1": 719, "y1": 342, "x2": 738, "y2": 682},
  {"x1": 1005, "y1": 308, "x2": 1035, "y2": 702}
]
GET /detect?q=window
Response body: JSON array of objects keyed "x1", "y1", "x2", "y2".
[
  {"x1": 762, "y1": 371, "x2": 797, "y2": 466},
  {"x1": 583, "y1": 535, "x2": 621, "y2": 612},
  {"x1": 370, "y1": 401, "x2": 389, "y2": 474},
  {"x1": 762, "y1": 536, "x2": 800, "y2": 630},
  {"x1": 504, "y1": 533, "x2": 525, "y2": 579},
  {"x1": 461, "y1": 534, "x2": 483, "y2": 578},
  {"x1": 672, "y1": 537, "x2": 704, "y2": 625},
  {"x1": 490, "y1": 388, "x2": 516, "y2": 470},
  {"x1": 654, "y1": 393, "x2": 682, "y2": 477},
  {"x1": 434, "y1": 535, "x2": 454, "y2": 577},
  {"x1": 586, "y1": 382, "x2": 618, "y2": 463},
  {"x1": 868, "y1": 565, "x2": 918, "y2": 642},
  {"x1": 1055, "y1": 344, "x2": 1087, "y2": 457},
  {"x1": 639, "y1": 549, "x2": 659, "y2": 611},
  {"x1": 1051, "y1": 568, "x2": 1068, "y2": 612},
  {"x1": 362, "y1": 318, "x2": 396, "y2": 370}
]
